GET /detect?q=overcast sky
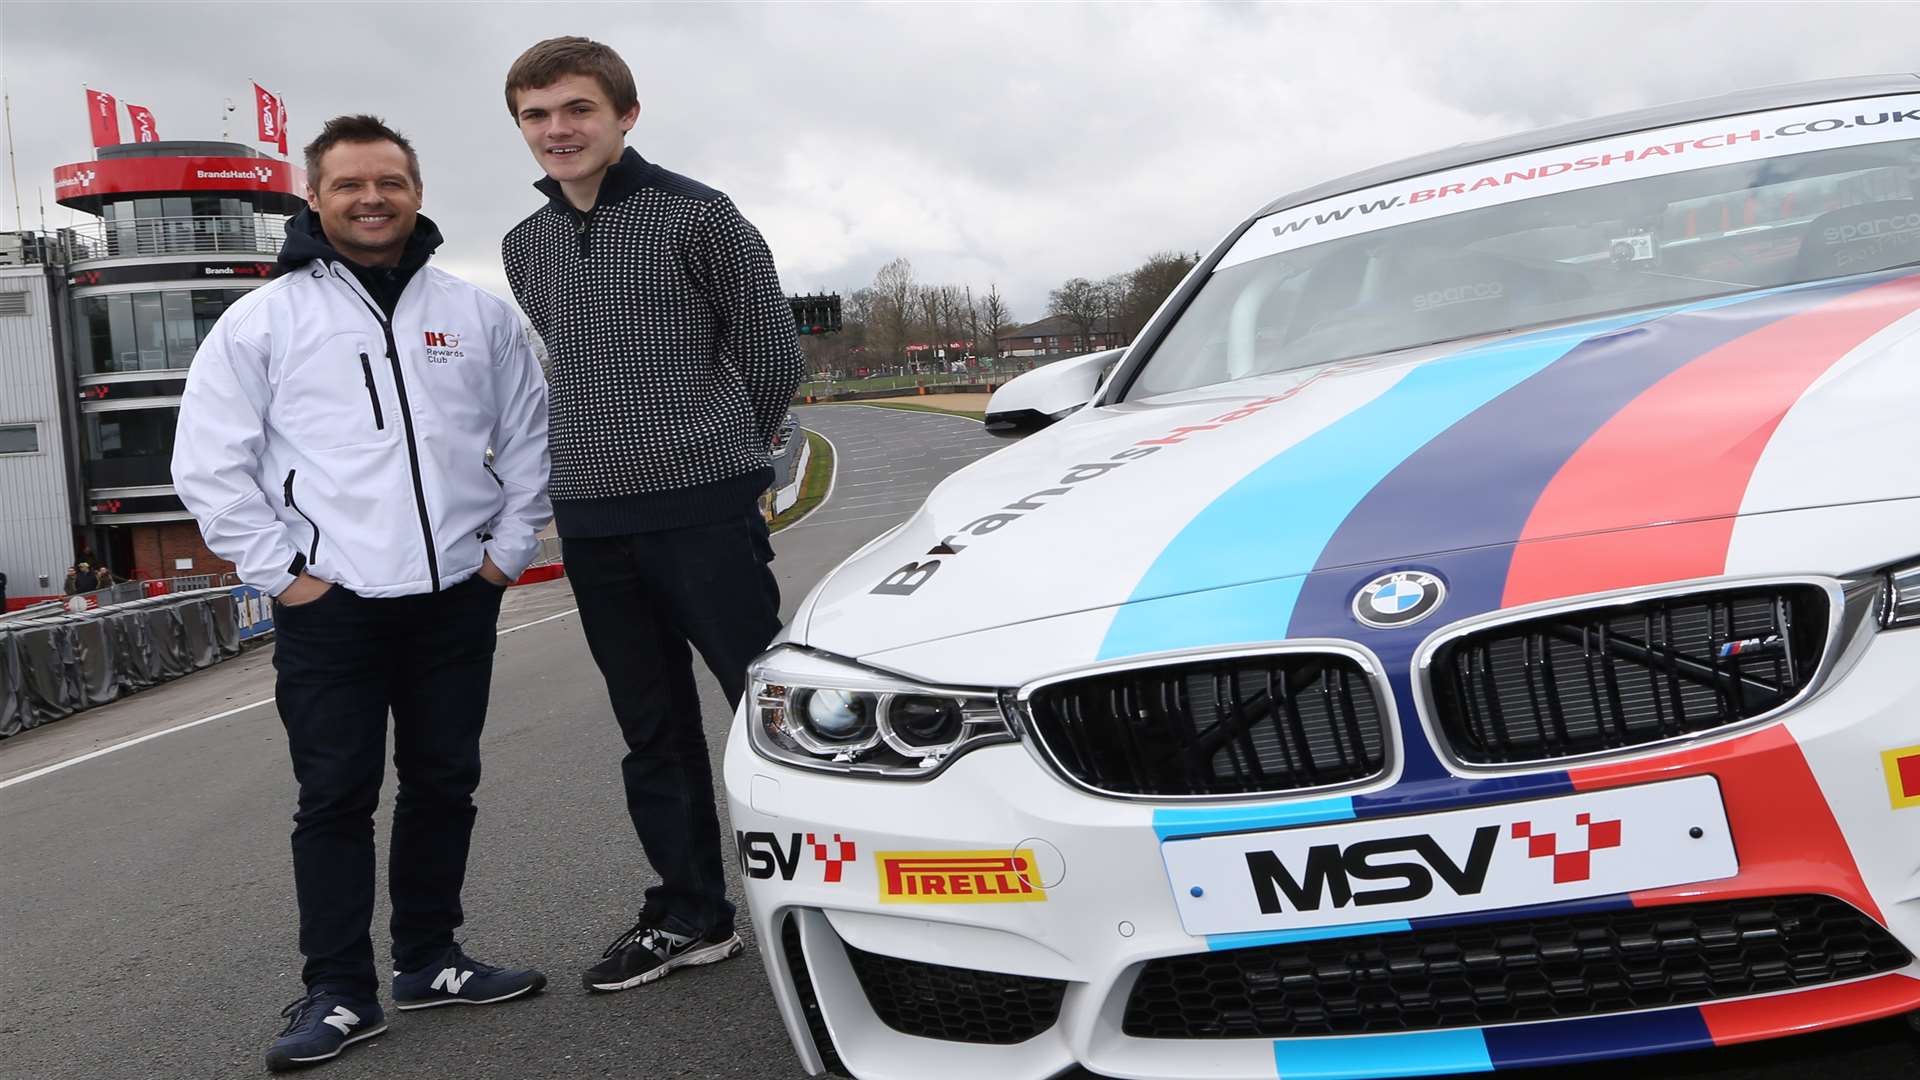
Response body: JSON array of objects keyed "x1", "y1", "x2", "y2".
[{"x1": 6, "y1": 1, "x2": 1920, "y2": 323}]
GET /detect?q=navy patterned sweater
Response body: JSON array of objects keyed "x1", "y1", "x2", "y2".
[{"x1": 503, "y1": 148, "x2": 802, "y2": 537}]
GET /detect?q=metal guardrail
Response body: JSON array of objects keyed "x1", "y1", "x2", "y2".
[
  {"x1": 63, "y1": 214, "x2": 290, "y2": 261},
  {"x1": 9, "y1": 573, "x2": 221, "y2": 618},
  {"x1": 0, "y1": 230, "x2": 72, "y2": 266},
  {"x1": 529, "y1": 536, "x2": 564, "y2": 568},
  {"x1": 769, "y1": 416, "x2": 805, "y2": 490}
]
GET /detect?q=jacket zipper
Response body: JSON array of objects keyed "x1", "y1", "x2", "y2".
[
  {"x1": 332, "y1": 266, "x2": 441, "y2": 592},
  {"x1": 574, "y1": 209, "x2": 592, "y2": 258},
  {"x1": 484, "y1": 447, "x2": 504, "y2": 489},
  {"x1": 283, "y1": 470, "x2": 321, "y2": 564},
  {"x1": 359, "y1": 352, "x2": 386, "y2": 430}
]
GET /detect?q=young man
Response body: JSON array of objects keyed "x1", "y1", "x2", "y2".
[
  {"x1": 173, "y1": 115, "x2": 552, "y2": 1072},
  {"x1": 501, "y1": 37, "x2": 802, "y2": 991}
]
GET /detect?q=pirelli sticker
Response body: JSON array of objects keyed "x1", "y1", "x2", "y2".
[
  {"x1": 877, "y1": 850, "x2": 1047, "y2": 904},
  {"x1": 1884, "y1": 745, "x2": 1920, "y2": 810}
]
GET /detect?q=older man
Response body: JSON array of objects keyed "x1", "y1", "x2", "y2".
[{"x1": 174, "y1": 114, "x2": 552, "y2": 1072}]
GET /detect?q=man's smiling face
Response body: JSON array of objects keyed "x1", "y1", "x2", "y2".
[
  {"x1": 513, "y1": 73, "x2": 638, "y2": 187},
  {"x1": 306, "y1": 139, "x2": 421, "y2": 267}
]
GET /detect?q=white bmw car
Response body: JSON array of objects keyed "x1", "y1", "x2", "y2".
[{"x1": 725, "y1": 76, "x2": 1920, "y2": 1079}]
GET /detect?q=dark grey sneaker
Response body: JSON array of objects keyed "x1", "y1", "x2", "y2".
[
  {"x1": 265, "y1": 991, "x2": 386, "y2": 1072},
  {"x1": 392, "y1": 944, "x2": 547, "y2": 1010},
  {"x1": 582, "y1": 920, "x2": 743, "y2": 992}
]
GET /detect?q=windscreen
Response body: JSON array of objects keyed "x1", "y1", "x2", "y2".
[{"x1": 1129, "y1": 94, "x2": 1920, "y2": 399}]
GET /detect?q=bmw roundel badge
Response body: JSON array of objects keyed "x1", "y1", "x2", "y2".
[{"x1": 1353, "y1": 570, "x2": 1446, "y2": 629}]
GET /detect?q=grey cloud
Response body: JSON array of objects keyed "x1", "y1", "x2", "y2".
[{"x1": 5, "y1": 1, "x2": 1918, "y2": 324}]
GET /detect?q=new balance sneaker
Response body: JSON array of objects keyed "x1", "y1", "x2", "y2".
[
  {"x1": 391, "y1": 944, "x2": 548, "y2": 1009},
  {"x1": 265, "y1": 990, "x2": 386, "y2": 1072},
  {"x1": 582, "y1": 919, "x2": 744, "y2": 992}
]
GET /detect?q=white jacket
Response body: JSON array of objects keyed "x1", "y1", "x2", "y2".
[{"x1": 173, "y1": 252, "x2": 551, "y2": 599}]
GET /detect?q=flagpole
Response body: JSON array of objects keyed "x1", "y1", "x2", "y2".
[{"x1": 4, "y1": 78, "x2": 22, "y2": 230}]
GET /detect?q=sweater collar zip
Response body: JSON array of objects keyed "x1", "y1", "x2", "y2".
[{"x1": 533, "y1": 146, "x2": 652, "y2": 250}]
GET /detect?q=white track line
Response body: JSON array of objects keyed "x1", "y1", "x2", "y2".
[
  {"x1": 0, "y1": 698, "x2": 277, "y2": 792},
  {"x1": 498, "y1": 607, "x2": 578, "y2": 636},
  {"x1": 0, "y1": 605, "x2": 580, "y2": 792}
]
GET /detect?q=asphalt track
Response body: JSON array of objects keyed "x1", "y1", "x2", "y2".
[{"x1": 1, "y1": 404, "x2": 1914, "y2": 1080}]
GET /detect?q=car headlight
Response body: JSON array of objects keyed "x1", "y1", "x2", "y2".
[
  {"x1": 1880, "y1": 562, "x2": 1920, "y2": 628},
  {"x1": 746, "y1": 645, "x2": 1014, "y2": 778}
]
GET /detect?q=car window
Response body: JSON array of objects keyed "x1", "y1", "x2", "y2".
[{"x1": 1129, "y1": 95, "x2": 1920, "y2": 400}]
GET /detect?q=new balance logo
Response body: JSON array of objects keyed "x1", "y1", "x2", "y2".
[
  {"x1": 321, "y1": 1006, "x2": 359, "y2": 1035},
  {"x1": 430, "y1": 967, "x2": 474, "y2": 994}
]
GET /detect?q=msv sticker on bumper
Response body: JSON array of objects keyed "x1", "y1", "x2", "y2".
[{"x1": 1161, "y1": 776, "x2": 1734, "y2": 936}]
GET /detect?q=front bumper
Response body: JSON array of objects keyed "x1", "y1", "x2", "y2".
[{"x1": 723, "y1": 624, "x2": 1920, "y2": 1080}]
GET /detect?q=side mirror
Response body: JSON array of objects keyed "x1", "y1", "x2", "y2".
[{"x1": 983, "y1": 348, "x2": 1124, "y2": 438}]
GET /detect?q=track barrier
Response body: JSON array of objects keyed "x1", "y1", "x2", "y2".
[{"x1": 0, "y1": 588, "x2": 245, "y2": 741}]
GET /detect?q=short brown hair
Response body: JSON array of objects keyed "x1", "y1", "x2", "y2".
[
  {"x1": 303, "y1": 114, "x2": 421, "y2": 186},
  {"x1": 504, "y1": 36, "x2": 639, "y2": 117}
]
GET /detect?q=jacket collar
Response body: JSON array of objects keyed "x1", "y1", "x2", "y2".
[
  {"x1": 277, "y1": 207, "x2": 444, "y2": 275},
  {"x1": 533, "y1": 146, "x2": 651, "y2": 213}
]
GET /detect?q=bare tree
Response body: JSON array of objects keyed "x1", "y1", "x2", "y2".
[
  {"x1": 1048, "y1": 276, "x2": 1106, "y2": 349},
  {"x1": 870, "y1": 258, "x2": 916, "y2": 365},
  {"x1": 915, "y1": 284, "x2": 944, "y2": 368},
  {"x1": 1117, "y1": 250, "x2": 1200, "y2": 340},
  {"x1": 938, "y1": 284, "x2": 969, "y2": 355},
  {"x1": 962, "y1": 285, "x2": 983, "y2": 359},
  {"x1": 845, "y1": 286, "x2": 875, "y2": 330},
  {"x1": 979, "y1": 283, "x2": 1015, "y2": 355}
]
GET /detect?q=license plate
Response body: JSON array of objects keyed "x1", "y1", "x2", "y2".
[{"x1": 1162, "y1": 775, "x2": 1736, "y2": 936}]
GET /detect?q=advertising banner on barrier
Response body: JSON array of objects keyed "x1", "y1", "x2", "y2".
[{"x1": 232, "y1": 585, "x2": 273, "y2": 639}]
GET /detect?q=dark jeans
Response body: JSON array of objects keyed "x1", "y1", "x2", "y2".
[
  {"x1": 564, "y1": 513, "x2": 781, "y2": 938},
  {"x1": 271, "y1": 574, "x2": 506, "y2": 998}
]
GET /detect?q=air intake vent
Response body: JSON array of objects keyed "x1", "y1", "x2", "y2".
[
  {"x1": 1125, "y1": 894, "x2": 1907, "y2": 1038},
  {"x1": 1025, "y1": 652, "x2": 1388, "y2": 797},
  {"x1": 0, "y1": 291, "x2": 30, "y2": 316},
  {"x1": 843, "y1": 940, "x2": 1066, "y2": 1044},
  {"x1": 1428, "y1": 585, "x2": 1828, "y2": 765}
]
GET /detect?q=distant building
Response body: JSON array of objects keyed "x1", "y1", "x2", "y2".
[
  {"x1": 0, "y1": 252, "x2": 82, "y2": 602},
  {"x1": 995, "y1": 314, "x2": 1127, "y2": 358},
  {"x1": 0, "y1": 138, "x2": 304, "y2": 606}
]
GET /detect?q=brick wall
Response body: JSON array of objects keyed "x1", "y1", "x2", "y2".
[{"x1": 130, "y1": 521, "x2": 235, "y2": 582}]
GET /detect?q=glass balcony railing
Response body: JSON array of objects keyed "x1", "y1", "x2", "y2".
[{"x1": 64, "y1": 214, "x2": 290, "y2": 262}]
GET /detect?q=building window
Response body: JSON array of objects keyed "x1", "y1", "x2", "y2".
[
  {"x1": 85, "y1": 407, "x2": 178, "y2": 488},
  {"x1": 72, "y1": 288, "x2": 252, "y2": 374},
  {"x1": 0, "y1": 424, "x2": 38, "y2": 454}
]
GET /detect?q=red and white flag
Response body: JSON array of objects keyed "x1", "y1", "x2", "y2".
[
  {"x1": 86, "y1": 88, "x2": 120, "y2": 147},
  {"x1": 253, "y1": 82, "x2": 280, "y2": 147},
  {"x1": 276, "y1": 96, "x2": 288, "y2": 157},
  {"x1": 126, "y1": 103, "x2": 159, "y2": 143}
]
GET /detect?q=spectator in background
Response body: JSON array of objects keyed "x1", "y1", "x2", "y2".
[
  {"x1": 1, "y1": 570, "x2": 9, "y2": 611},
  {"x1": 72, "y1": 563, "x2": 98, "y2": 594}
]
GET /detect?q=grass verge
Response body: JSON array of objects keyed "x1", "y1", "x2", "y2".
[{"x1": 770, "y1": 430, "x2": 834, "y2": 531}]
